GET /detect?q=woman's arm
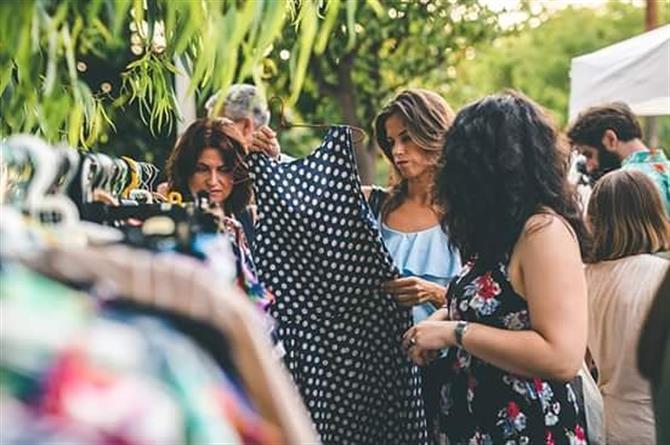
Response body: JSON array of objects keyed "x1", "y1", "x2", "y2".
[{"x1": 404, "y1": 215, "x2": 587, "y2": 381}]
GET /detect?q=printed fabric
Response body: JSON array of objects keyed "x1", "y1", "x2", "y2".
[
  {"x1": 248, "y1": 126, "x2": 428, "y2": 444},
  {"x1": 621, "y1": 149, "x2": 670, "y2": 215},
  {"x1": 438, "y1": 258, "x2": 588, "y2": 445}
]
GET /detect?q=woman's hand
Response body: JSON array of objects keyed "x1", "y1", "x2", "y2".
[
  {"x1": 249, "y1": 126, "x2": 281, "y2": 159},
  {"x1": 402, "y1": 321, "x2": 456, "y2": 366},
  {"x1": 426, "y1": 307, "x2": 451, "y2": 322},
  {"x1": 382, "y1": 277, "x2": 446, "y2": 307}
]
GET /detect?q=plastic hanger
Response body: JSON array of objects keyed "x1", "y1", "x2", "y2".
[
  {"x1": 4, "y1": 135, "x2": 81, "y2": 230},
  {"x1": 49, "y1": 146, "x2": 81, "y2": 195},
  {"x1": 0, "y1": 139, "x2": 34, "y2": 206}
]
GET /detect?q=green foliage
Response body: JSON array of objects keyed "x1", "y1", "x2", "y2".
[
  {"x1": 0, "y1": 0, "x2": 348, "y2": 150},
  {"x1": 265, "y1": 0, "x2": 505, "y2": 182},
  {"x1": 447, "y1": 1, "x2": 670, "y2": 129}
]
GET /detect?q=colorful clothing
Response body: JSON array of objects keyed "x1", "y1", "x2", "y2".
[
  {"x1": 0, "y1": 262, "x2": 278, "y2": 445},
  {"x1": 438, "y1": 258, "x2": 588, "y2": 445},
  {"x1": 621, "y1": 149, "x2": 670, "y2": 215}
]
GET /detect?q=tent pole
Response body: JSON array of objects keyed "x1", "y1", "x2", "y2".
[{"x1": 644, "y1": 0, "x2": 659, "y2": 148}]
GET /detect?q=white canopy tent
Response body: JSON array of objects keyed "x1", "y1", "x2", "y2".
[{"x1": 569, "y1": 24, "x2": 670, "y2": 120}]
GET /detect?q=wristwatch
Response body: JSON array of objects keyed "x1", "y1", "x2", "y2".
[{"x1": 454, "y1": 321, "x2": 470, "y2": 347}]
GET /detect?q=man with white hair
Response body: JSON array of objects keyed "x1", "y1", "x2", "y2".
[{"x1": 206, "y1": 83, "x2": 283, "y2": 159}]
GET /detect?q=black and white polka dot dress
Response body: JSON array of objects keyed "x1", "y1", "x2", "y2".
[{"x1": 248, "y1": 126, "x2": 428, "y2": 444}]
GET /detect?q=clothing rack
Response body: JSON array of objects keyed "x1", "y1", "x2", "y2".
[{"x1": 0, "y1": 134, "x2": 318, "y2": 444}]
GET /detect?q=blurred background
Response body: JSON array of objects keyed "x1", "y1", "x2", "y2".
[{"x1": 2, "y1": 0, "x2": 668, "y2": 185}]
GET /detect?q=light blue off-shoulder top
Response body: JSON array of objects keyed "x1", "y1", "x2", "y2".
[{"x1": 379, "y1": 219, "x2": 461, "y2": 324}]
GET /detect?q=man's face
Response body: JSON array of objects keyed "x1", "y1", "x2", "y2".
[
  {"x1": 575, "y1": 144, "x2": 621, "y2": 180},
  {"x1": 577, "y1": 145, "x2": 600, "y2": 173}
]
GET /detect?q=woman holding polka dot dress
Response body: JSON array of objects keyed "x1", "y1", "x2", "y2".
[{"x1": 363, "y1": 89, "x2": 462, "y2": 441}]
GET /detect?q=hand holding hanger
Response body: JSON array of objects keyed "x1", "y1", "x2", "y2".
[{"x1": 249, "y1": 126, "x2": 281, "y2": 159}]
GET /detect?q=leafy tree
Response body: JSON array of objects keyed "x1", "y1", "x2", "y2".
[
  {"x1": 0, "y1": 0, "x2": 365, "y2": 154},
  {"x1": 446, "y1": 0, "x2": 670, "y2": 149},
  {"x1": 265, "y1": 0, "x2": 506, "y2": 183}
]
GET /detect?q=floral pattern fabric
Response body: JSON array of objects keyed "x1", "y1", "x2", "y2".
[
  {"x1": 621, "y1": 149, "x2": 670, "y2": 215},
  {"x1": 438, "y1": 259, "x2": 588, "y2": 445}
]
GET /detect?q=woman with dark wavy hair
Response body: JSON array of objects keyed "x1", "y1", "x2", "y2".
[
  {"x1": 166, "y1": 118, "x2": 251, "y2": 216},
  {"x1": 367, "y1": 89, "x2": 461, "y2": 323},
  {"x1": 403, "y1": 91, "x2": 590, "y2": 444},
  {"x1": 165, "y1": 118, "x2": 253, "y2": 249}
]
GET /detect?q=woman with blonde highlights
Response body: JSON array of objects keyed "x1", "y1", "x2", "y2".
[{"x1": 586, "y1": 169, "x2": 670, "y2": 445}]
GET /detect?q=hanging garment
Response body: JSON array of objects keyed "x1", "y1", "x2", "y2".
[
  {"x1": 0, "y1": 262, "x2": 257, "y2": 445},
  {"x1": 248, "y1": 126, "x2": 428, "y2": 444},
  {"x1": 25, "y1": 245, "x2": 318, "y2": 444}
]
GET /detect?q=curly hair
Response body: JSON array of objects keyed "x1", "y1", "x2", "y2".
[
  {"x1": 587, "y1": 169, "x2": 669, "y2": 262},
  {"x1": 165, "y1": 118, "x2": 251, "y2": 216},
  {"x1": 435, "y1": 91, "x2": 589, "y2": 265},
  {"x1": 373, "y1": 89, "x2": 455, "y2": 219}
]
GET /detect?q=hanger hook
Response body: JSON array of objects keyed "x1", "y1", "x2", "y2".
[
  {"x1": 268, "y1": 96, "x2": 290, "y2": 130},
  {"x1": 267, "y1": 95, "x2": 367, "y2": 144}
]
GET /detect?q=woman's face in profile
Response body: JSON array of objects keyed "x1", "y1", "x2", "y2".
[{"x1": 188, "y1": 147, "x2": 234, "y2": 205}]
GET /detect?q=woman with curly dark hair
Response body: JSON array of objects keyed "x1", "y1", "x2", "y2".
[{"x1": 403, "y1": 91, "x2": 590, "y2": 444}]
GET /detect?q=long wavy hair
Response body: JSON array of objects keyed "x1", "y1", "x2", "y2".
[
  {"x1": 587, "y1": 169, "x2": 669, "y2": 262},
  {"x1": 435, "y1": 91, "x2": 589, "y2": 265},
  {"x1": 165, "y1": 118, "x2": 251, "y2": 216},
  {"x1": 373, "y1": 89, "x2": 455, "y2": 219}
]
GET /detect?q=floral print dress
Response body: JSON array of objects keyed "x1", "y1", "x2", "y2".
[{"x1": 438, "y1": 258, "x2": 588, "y2": 445}]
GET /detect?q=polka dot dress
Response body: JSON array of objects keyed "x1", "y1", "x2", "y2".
[{"x1": 248, "y1": 126, "x2": 428, "y2": 444}]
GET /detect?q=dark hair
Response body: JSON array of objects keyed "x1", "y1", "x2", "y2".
[
  {"x1": 165, "y1": 118, "x2": 251, "y2": 215},
  {"x1": 567, "y1": 102, "x2": 643, "y2": 150},
  {"x1": 587, "y1": 170, "x2": 670, "y2": 262},
  {"x1": 638, "y1": 267, "x2": 670, "y2": 386},
  {"x1": 373, "y1": 89, "x2": 455, "y2": 219},
  {"x1": 435, "y1": 91, "x2": 589, "y2": 265}
]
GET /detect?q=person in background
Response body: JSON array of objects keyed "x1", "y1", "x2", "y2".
[
  {"x1": 567, "y1": 102, "x2": 670, "y2": 215},
  {"x1": 364, "y1": 89, "x2": 461, "y2": 441},
  {"x1": 204, "y1": 83, "x2": 294, "y2": 246},
  {"x1": 164, "y1": 117, "x2": 278, "y2": 339},
  {"x1": 165, "y1": 118, "x2": 252, "y2": 248},
  {"x1": 205, "y1": 83, "x2": 284, "y2": 161},
  {"x1": 404, "y1": 91, "x2": 590, "y2": 444},
  {"x1": 158, "y1": 85, "x2": 280, "y2": 246},
  {"x1": 638, "y1": 267, "x2": 670, "y2": 445},
  {"x1": 585, "y1": 169, "x2": 669, "y2": 445}
]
